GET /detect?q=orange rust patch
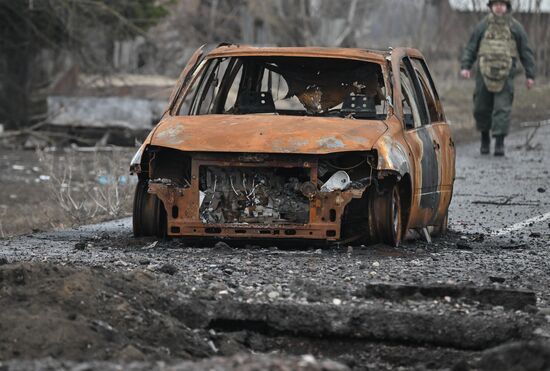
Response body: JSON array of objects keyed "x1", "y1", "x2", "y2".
[{"x1": 150, "y1": 115, "x2": 388, "y2": 155}]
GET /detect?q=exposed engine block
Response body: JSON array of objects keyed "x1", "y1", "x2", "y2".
[{"x1": 199, "y1": 166, "x2": 310, "y2": 224}]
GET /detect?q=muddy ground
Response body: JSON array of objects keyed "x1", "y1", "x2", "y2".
[{"x1": 0, "y1": 125, "x2": 550, "y2": 370}]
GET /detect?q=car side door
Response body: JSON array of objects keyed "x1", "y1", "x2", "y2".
[
  {"x1": 391, "y1": 49, "x2": 440, "y2": 228},
  {"x1": 410, "y1": 55, "x2": 455, "y2": 224}
]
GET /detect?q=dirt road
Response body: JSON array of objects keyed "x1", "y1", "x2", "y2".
[{"x1": 1, "y1": 125, "x2": 549, "y2": 370}]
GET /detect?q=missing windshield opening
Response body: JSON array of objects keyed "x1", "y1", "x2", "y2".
[{"x1": 178, "y1": 56, "x2": 387, "y2": 118}]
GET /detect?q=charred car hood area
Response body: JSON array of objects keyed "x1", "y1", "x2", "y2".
[{"x1": 149, "y1": 115, "x2": 388, "y2": 154}]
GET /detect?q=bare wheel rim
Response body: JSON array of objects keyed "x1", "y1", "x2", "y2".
[{"x1": 372, "y1": 183, "x2": 402, "y2": 247}]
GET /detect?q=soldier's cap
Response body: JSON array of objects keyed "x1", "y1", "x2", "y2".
[{"x1": 487, "y1": 0, "x2": 512, "y2": 9}]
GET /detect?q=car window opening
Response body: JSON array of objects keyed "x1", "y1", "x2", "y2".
[
  {"x1": 177, "y1": 56, "x2": 387, "y2": 119},
  {"x1": 400, "y1": 68, "x2": 422, "y2": 129}
]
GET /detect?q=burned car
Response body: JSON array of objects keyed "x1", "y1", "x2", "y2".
[{"x1": 130, "y1": 45, "x2": 455, "y2": 246}]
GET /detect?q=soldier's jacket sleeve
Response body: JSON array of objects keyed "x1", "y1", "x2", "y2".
[
  {"x1": 511, "y1": 20, "x2": 536, "y2": 79},
  {"x1": 460, "y1": 19, "x2": 488, "y2": 71}
]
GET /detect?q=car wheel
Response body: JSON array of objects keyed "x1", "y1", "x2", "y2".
[
  {"x1": 133, "y1": 180, "x2": 167, "y2": 238},
  {"x1": 371, "y1": 183, "x2": 402, "y2": 247}
]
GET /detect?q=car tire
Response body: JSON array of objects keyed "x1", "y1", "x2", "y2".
[
  {"x1": 371, "y1": 183, "x2": 402, "y2": 247},
  {"x1": 133, "y1": 180, "x2": 167, "y2": 238}
]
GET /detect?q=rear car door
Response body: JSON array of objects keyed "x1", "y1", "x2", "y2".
[
  {"x1": 410, "y1": 55, "x2": 455, "y2": 223},
  {"x1": 391, "y1": 49, "x2": 440, "y2": 227}
]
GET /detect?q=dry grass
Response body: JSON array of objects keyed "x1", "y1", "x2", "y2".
[
  {"x1": 0, "y1": 147, "x2": 136, "y2": 237},
  {"x1": 0, "y1": 204, "x2": 7, "y2": 238},
  {"x1": 36, "y1": 148, "x2": 134, "y2": 224},
  {"x1": 37, "y1": 147, "x2": 137, "y2": 225}
]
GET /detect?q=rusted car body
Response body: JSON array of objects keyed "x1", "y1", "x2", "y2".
[{"x1": 131, "y1": 45, "x2": 455, "y2": 246}]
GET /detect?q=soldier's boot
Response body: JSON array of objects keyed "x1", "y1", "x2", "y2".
[
  {"x1": 480, "y1": 131, "x2": 491, "y2": 155},
  {"x1": 494, "y1": 135, "x2": 505, "y2": 156}
]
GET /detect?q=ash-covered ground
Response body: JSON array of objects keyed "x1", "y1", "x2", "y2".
[{"x1": 0, "y1": 125, "x2": 549, "y2": 370}]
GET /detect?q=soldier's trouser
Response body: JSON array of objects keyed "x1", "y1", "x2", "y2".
[{"x1": 473, "y1": 71, "x2": 515, "y2": 137}]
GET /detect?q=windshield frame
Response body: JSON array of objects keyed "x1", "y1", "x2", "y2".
[{"x1": 170, "y1": 55, "x2": 390, "y2": 121}]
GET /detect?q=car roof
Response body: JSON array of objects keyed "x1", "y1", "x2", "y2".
[{"x1": 207, "y1": 45, "x2": 394, "y2": 63}]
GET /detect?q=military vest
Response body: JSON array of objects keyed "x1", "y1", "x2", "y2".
[{"x1": 478, "y1": 14, "x2": 518, "y2": 92}]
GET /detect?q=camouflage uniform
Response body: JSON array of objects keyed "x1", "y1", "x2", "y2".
[{"x1": 461, "y1": 10, "x2": 536, "y2": 138}]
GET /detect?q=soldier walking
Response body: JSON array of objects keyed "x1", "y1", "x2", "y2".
[{"x1": 460, "y1": 0, "x2": 536, "y2": 156}]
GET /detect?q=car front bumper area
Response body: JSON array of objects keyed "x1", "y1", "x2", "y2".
[{"x1": 148, "y1": 154, "x2": 367, "y2": 241}]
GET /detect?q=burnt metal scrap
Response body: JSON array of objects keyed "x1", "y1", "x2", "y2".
[
  {"x1": 198, "y1": 166, "x2": 310, "y2": 225},
  {"x1": 131, "y1": 45, "x2": 456, "y2": 246}
]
